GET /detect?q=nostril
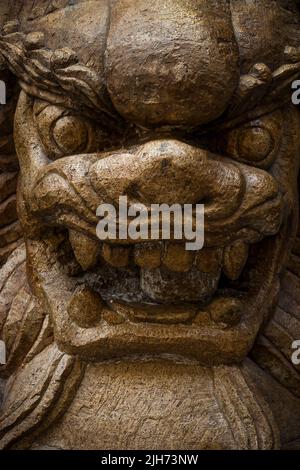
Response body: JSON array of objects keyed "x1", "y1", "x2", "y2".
[
  {"x1": 126, "y1": 182, "x2": 145, "y2": 201},
  {"x1": 197, "y1": 196, "x2": 212, "y2": 206}
]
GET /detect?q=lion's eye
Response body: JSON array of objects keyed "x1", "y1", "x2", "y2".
[
  {"x1": 52, "y1": 116, "x2": 89, "y2": 156},
  {"x1": 235, "y1": 126, "x2": 274, "y2": 162},
  {"x1": 33, "y1": 100, "x2": 111, "y2": 160},
  {"x1": 218, "y1": 111, "x2": 282, "y2": 169}
]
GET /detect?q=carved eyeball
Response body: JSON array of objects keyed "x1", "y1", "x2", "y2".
[
  {"x1": 34, "y1": 100, "x2": 118, "y2": 160},
  {"x1": 34, "y1": 101, "x2": 97, "y2": 160},
  {"x1": 234, "y1": 126, "x2": 274, "y2": 162},
  {"x1": 53, "y1": 116, "x2": 89, "y2": 155},
  {"x1": 221, "y1": 112, "x2": 282, "y2": 169}
]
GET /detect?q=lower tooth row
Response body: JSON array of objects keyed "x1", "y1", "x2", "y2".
[{"x1": 68, "y1": 230, "x2": 249, "y2": 278}]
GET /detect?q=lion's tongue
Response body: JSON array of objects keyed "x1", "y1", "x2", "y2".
[{"x1": 140, "y1": 266, "x2": 221, "y2": 304}]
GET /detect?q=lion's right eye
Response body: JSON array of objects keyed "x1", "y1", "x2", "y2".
[
  {"x1": 226, "y1": 125, "x2": 275, "y2": 165},
  {"x1": 217, "y1": 110, "x2": 283, "y2": 169},
  {"x1": 33, "y1": 100, "x2": 111, "y2": 160},
  {"x1": 52, "y1": 115, "x2": 89, "y2": 156}
]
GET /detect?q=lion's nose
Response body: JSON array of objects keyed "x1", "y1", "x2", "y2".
[{"x1": 89, "y1": 139, "x2": 278, "y2": 221}]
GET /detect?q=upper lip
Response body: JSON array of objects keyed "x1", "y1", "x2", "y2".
[{"x1": 30, "y1": 183, "x2": 283, "y2": 248}]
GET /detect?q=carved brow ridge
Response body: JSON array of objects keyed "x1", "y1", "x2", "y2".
[
  {"x1": 0, "y1": 24, "x2": 120, "y2": 127},
  {"x1": 1, "y1": 24, "x2": 300, "y2": 131}
]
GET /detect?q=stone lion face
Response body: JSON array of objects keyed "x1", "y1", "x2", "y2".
[{"x1": 2, "y1": 0, "x2": 300, "y2": 364}]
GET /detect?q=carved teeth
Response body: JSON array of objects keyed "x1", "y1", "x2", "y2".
[
  {"x1": 162, "y1": 242, "x2": 195, "y2": 273},
  {"x1": 134, "y1": 242, "x2": 161, "y2": 269},
  {"x1": 102, "y1": 243, "x2": 130, "y2": 267},
  {"x1": 223, "y1": 241, "x2": 249, "y2": 281},
  {"x1": 196, "y1": 247, "x2": 222, "y2": 273},
  {"x1": 69, "y1": 230, "x2": 100, "y2": 271}
]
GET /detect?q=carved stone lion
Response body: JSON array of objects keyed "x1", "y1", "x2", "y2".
[{"x1": 1, "y1": 0, "x2": 300, "y2": 450}]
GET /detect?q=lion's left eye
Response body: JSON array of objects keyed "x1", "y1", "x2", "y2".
[{"x1": 218, "y1": 111, "x2": 282, "y2": 169}]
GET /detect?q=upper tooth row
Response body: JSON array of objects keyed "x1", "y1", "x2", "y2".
[
  {"x1": 223, "y1": 241, "x2": 249, "y2": 281},
  {"x1": 68, "y1": 230, "x2": 248, "y2": 280}
]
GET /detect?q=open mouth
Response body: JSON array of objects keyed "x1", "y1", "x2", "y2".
[
  {"x1": 24, "y1": 176, "x2": 286, "y2": 362},
  {"x1": 63, "y1": 218, "x2": 283, "y2": 329},
  {"x1": 25, "y1": 221, "x2": 285, "y2": 365}
]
